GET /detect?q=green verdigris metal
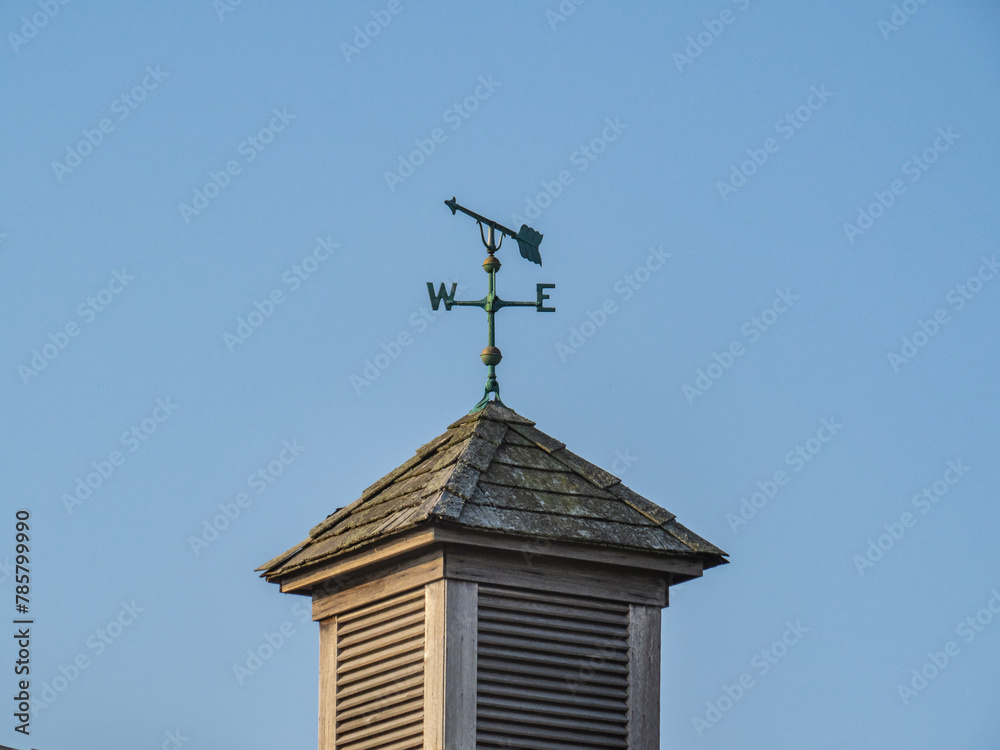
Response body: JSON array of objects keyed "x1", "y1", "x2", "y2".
[{"x1": 429, "y1": 197, "x2": 555, "y2": 412}]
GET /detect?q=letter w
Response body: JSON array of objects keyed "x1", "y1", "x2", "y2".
[{"x1": 427, "y1": 282, "x2": 457, "y2": 311}]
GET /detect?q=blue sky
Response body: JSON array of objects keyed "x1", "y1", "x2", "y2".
[{"x1": 2, "y1": 1, "x2": 999, "y2": 748}]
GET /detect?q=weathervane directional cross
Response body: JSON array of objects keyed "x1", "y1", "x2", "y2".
[{"x1": 428, "y1": 197, "x2": 555, "y2": 412}]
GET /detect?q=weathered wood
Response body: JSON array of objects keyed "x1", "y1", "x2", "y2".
[
  {"x1": 312, "y1": 551, "x2": 443, "y2": 621},
  {"x1": 456, "y1": 435, "x2": 501, "y2": 472},
  {"x1": 263, "y1": 400, "x2": 726, "y2": 585},
  {"x1": 627, "y1": 604, "x2": 661, "y2": 750},
  {"x1": 433, "y1": 526, "x2": 703, "y2": 581},
  {"x1": 476, "y1": 584, "x2": 630, "y2": 749},
  {"x1": 471, "y1": 417, "x2": 509, "y2": 445},
  {"x1": 445, "y1": 581, "x2": 477, "y2": 749},
  {"x1": 334, "y1": 588, "x2": 426, "y2": 750},
  {"x1": 492, "y1": 443, "x2": 575, "y2": 472},
  {"x1": 318, "y1": 619, "x2": 336, "y2": 750},
  {"x1": 476, "y1": 482, "x2": 653, "y2": 524},
  {"x1": 424, "y1": 579, "x2": 477, "y2": 749},
  {"x1": 606, "y1": 482, "x2": 676, "y2": 524},
  {"x1": 448, "y1": 401, "x2": 534, "y2": 428},
  {"x1": 280, "y1": 528, "x2": 435, "y2": 594},
  {"x1": 482, "y1": 461, "x2": 610, "y2": 497},
  {"x1": 457, "y1": 503, "x2": 688, "y2": 552},
  {"x1": 444, "y1": 461, "x2": 482, "y2": 501},
  {"x1": 444, "y1": 546, "x2": 668, "y2": 606},
  {"x1": 423, "y1": 580, "x2": 445, "y2": 750},
  {"x1": 550, "y1": 447, "x2": 621, "y2": 490},
  {"x1": 507, "y1": 422, "x2": 566, "y2": 453}
]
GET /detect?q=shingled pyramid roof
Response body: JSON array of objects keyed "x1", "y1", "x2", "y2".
[{"x1": 259, "y1": 402, "x2": 726, "y2": 580}]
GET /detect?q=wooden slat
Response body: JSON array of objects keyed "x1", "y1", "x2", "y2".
[
  {"x1": 337, "y1": 718, "x2": 423, "y2": 750},
  {"x1": 477, "y1": 609, "x2": 628, "y2": 639},
  {"x1": 477, "y1": 732, "x2": 615, "y2": 750},
  {"x1": 336, "y1": 651, "x2": 424, "y2": 696},
  {"x1": 337, "y1": 610, "x2": 423, "y2": 650},
  {"x1": 337, "y1": 677, "x2": 422, "y2": 716},
  {"x1": 477, "y1": 697, "x2": 630, "y2": 726},
  {"x1": 336, "y1": 587, "x2": 424, "y2": 633},
  {"x1": 477, "y1": 666, "x2": 628, "y2": 699},
  {"x1": 478, "y1": 645, "x2": 629, "y2": 675},
  {"x1": 478, "y1": 596, "x2": 628, "y2": 626},
  {"x1": 477, "y1": 718, "x2": 627, "y2": 748},
  {"x1": 337, "y1": 699, "x2": 422, "y2": 734},
  {"x1": 477, "y1": 732, "x2": 610, "y2": 750},
  {"x1": 335, "y1": 588, "x2": 425, "y2": 750},
  {"x1": 476, "y1": 584, "x2": 630, "y2": 749},
  {"x1": 337, "y1": 630, "x2": 424, "y2": 672},
  {"x1": 478, "y1": 584, "x2": 630, "y2": 613},
  {"x1": 477, "y1": 630, "x2": 628, "y2": 661}
]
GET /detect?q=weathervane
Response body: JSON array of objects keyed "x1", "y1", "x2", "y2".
[{"x1": 428, "y1": 197, "x2": 555, "y2": 412}]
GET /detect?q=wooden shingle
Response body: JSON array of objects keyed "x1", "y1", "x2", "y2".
[{"x1": 259, "y1": 401, "x2": 727, "y2": 580}]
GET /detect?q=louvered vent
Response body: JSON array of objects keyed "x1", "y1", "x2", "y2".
[
  {"x1": 335, "y1": 587, "x2": 425, "y2": 750},
  {"x1": 476, "y1": 584, "x2": 631, "y2": 749}
]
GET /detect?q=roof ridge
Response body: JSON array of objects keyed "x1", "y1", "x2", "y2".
[
  {"x1": 448, "y1": 401, "x2": 535, "y2": 429},
  {"x1": 427, "y1": 419, "x2": 507, "y2": 521}
]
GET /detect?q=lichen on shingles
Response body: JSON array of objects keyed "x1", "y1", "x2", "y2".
[{"x1": 258, "y1": 401, "x2": 727, "y2": 579}]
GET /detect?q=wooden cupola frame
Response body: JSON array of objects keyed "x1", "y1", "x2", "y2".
[{"x1": 258, "y1": 402, "x2": 727, "y2": 750}]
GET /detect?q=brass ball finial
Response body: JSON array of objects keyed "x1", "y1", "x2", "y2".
[{"x1": 480, "y1": 346, "x2": 502, "y2": 366}]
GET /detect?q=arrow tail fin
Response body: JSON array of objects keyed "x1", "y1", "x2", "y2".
[{"x1": 515, "y1": 225, "x2": 543, "y2": 265}]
